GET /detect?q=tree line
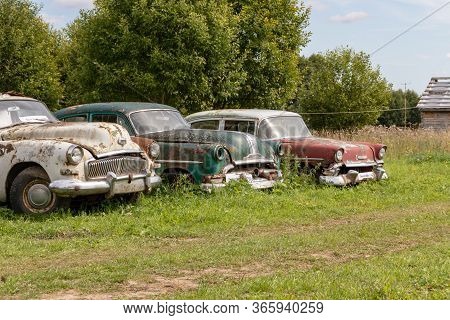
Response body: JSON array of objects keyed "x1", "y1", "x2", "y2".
[{"x1": 0, "y1": 0, "x2": 420, "y2": 129}]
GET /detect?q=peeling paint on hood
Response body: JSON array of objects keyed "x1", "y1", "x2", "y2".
[{"x1": 0, "y1": 122, "x2": 139, "y2": 156}]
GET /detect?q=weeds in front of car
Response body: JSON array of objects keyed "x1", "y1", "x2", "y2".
[{"x1": 274, "y1": 152, "x2": 317, "y2": 191}]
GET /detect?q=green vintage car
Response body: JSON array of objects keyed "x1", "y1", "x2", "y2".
[{"x1": 55, "y1": 103, "x2": 282, "y2": 190}]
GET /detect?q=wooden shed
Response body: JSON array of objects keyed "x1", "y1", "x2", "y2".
[{"x1": 417, "y1": 77, "x2": 450, "y2": 129}]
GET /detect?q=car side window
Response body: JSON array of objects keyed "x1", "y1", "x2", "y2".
[
  {"x1": 224, "y1": 120, "x2": 256, "y2": 135},
  {"x1": 191, "y1": 120, "x2": 220, "y2": 130},
  {"x1": 61, "y1": 115, "x2": 87, "y2": 122},
  {"x1": 92, "y1": 114, "x2": 118, "y2": 123}
]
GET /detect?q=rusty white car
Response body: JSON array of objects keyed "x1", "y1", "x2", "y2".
[
  {"x1": 187, "y1": 109, "x2": 388, "y2": 186},
  {"x1": 0, "y1": 94, "x2": 161, "y2": 214}
]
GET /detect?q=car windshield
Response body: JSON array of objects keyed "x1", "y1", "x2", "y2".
[
  {"x1": 259, "y1": 116, "x2": 312, "y2": 139},
  {"x1": 0, "y1": 100, "x2": 57, "y2": 129},
  {"x1": 130, "y1": 110, "x2": 190, "y2": 134}
]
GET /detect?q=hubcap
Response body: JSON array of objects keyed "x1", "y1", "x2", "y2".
[{"x1": 27, "y1": 184, "x2": 52, "y2": 208}]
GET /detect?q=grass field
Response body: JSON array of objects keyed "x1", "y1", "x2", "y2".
[{"x1": 0, "y1": 128, "x2": 449, "y2": 299}]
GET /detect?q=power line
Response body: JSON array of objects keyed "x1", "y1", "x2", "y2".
[
  {"x1": 371, "y1": 1, "x2": 450, "y2": 56},
  {"x1": 299, "y1": 107, "x2": 418, "y2": 115}
]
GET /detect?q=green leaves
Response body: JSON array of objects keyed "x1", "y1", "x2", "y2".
[
  {"x1": 231, "y1": 0, "x2": 311, "y2": 110},
  {"x1": 63, "y1": 0, "x2": 310, "y2": 113},
  {"x1": 378, "y1": 89, "x2": 421, "y2": 127},
  {"x1": 0, "y1": 0, "x2": 62, "y2": 108},
  {"x1": 295, "y1": 47, "x2": 392, "y2": 130},
  {"x1": 63, "y1": 0, "x2": 244, "y2": 112}
]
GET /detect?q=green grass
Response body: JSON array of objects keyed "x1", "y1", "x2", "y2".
[{"x1": 0, "y1": 154, "x2": 449, "y2": 299}]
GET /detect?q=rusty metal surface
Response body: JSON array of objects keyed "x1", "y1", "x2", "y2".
[
  {"x1": 0, "y1": 96, "x2": 159, "y2": 207},
  {"x1": 55, "y1": 103, "x2": 282, "y2": 187},
  {"x1": 2, "y1": 122, "x2": 138, "y2": 156},
  {"x1": 186, "y1": 109, "x2": 387, "y2": 186}
]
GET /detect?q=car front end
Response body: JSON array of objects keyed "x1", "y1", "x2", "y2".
[
  {"x1": 3, "y1": 121, "x2": 162, "y2": 199},
  {"x1": 144, "y1": 128, "x2": 282, "y2": 191},
  {"x1": 283, "y1": 137, "x2": 388, "y2": 186},
  {"x1": 317, "y1": 143, "x2": 388, "y2": 186}
]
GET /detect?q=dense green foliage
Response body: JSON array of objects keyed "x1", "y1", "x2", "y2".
[
  {"x1": 64, "y1": 0, "x2": 244, "y2": 113},
  {"x1": 295, "y1": 47, "x2": 392, "y2": 130},
  {"x1": 62, "y1": 0, "x2": 310, "y2": 113},
  {"x1": 378, "y1": 89, "x2": 421, "y2": 127},
  {"x1": 228, "y1": 0, "x2": 310, "y2": 110},
  {"x1": 0, "y1": 0, "x2": 62, "y2": 107}
]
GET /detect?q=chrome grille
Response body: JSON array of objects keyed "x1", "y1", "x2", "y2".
[{"x1": 87, "y1": 156, "x2": 147, "y2": 179}]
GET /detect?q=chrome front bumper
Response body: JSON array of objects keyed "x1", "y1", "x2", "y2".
[
  {"x1": 319, "y1": 167, "x2": 388, "y2": 187},
  {"x1": 49, "y1": 172, "x2": 162, "y2": 198},
  {"x1": 201, "y1": 171, "x2": 281, "y2": 191}
]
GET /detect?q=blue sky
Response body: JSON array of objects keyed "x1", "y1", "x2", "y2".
[{"x1": 36, "y1": 0, "x2": 450, "y2": 93}]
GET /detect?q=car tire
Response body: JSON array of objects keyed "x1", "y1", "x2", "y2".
[{"x1": 9, "y1": 167, "x2": 69, "y2": 215}]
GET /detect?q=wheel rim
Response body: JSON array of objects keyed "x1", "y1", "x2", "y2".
[{"x1": 27, "y1": 184, "x2": 52, "y2": 209}]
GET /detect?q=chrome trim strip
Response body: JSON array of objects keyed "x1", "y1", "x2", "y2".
[
  {"x1": 49, "y1": 172, "x2": 154, "y2": 197},
  {"x1": 233, "y1": 159, "x2": 275, "y2": 165},
  {"x1": 156, "y1": 160, "x2": 203, "y2": 164},
  {"x1": 96, "y1": 150, "x2": 144, "y2": 158}
]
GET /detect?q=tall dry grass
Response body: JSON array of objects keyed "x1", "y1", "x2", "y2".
[{"x1": 316, "y1": 127, "x2": 450, "y2": 159}]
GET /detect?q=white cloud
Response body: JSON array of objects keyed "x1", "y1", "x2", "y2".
[
  {"x1": 41, "y1": 13, "x2": 65, "y2": 25},
  {"x1": 303, "y1": 0, "x2": 328, "y2": 11},
  {"x1": 53, "y1": 0, "x2": 93, "y2": 9},
  {"x1": 330, "y1": 11, "x2": 369, "y2": 23}
]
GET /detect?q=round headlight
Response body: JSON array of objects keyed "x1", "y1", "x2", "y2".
[
  {"x1": 214, "y1": 146, "x2": 226, "y2": 161},
  {"x1": 335, "y1": 149, "x2": 344, "y2": 162},
  {"x1": 277, "y1": 143, "x2": 285, "y2": 157},
  {"x1": 67, "y1": 145, "x2": 84, "y2": 165},
  {"x1": 148, "y1": 142, "x2": 161, "y2": 159},
  {"x1": 378, "y1": 147, "x2": 386, "y2": 159}
]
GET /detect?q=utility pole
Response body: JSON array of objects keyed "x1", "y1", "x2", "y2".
[{"x1": 401, "y1": 82, "x2": 409, "y2": 128}]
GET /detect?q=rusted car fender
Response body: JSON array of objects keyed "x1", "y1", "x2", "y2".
[{"x1": 0, "y1": 140, "x2": 91, "y2": 202}]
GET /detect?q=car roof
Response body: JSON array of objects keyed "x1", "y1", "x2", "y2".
[
  {"x1": 0, "y1": 94, "x2": 38, "y2": 102},
  {"x1": 55, "y1": 102, "x2": 178, "y2": 117},
  {"x1": 185, "y1": 109, "x2": 300, "y2": 122}
]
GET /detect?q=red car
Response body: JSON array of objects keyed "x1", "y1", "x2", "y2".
[{"x1": 186, "y1": 110, "x2": 388, "y2": 186}]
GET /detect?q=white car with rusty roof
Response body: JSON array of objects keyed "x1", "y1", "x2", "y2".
[{"x1": 0, "y1": 93, "x2": 161, "y2": 214}]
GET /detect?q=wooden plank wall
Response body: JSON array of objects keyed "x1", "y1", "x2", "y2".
[{"x1": 420, "y1": 111, "x2": 450, "y2": 129}]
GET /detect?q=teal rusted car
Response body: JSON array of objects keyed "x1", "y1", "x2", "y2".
[{"x1": 55, "y1": 103, "x2": 282, "y2": 190}]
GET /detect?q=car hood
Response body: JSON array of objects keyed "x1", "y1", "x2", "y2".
[
  {"x1": 0, "y1": 122, "x2": 139, "y2": 156},
  {"x1": 279, "y1": 136, "x2": 382, "y2": 164},
  {"x1": 141, "y1": 129, "x2": 275, "y2": 163}
]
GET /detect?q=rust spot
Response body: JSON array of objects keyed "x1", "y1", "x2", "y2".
[
  {"x1": 131, "y1": 136, "x2": 154, "y2": 152},
  {"x1": 0, "y1": 143, "x2": 15, "y2": 156}
]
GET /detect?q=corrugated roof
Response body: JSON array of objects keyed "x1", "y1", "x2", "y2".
[{"x1": 417, "y1": 77, "x2": 450, "y2": 111}]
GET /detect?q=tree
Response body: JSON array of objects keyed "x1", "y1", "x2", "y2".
[
  {"x1": 378, "y1": 89, "x2": 421, "y2": 127},
  {"x1": 0, "y1": 0, "x2": 62, "y2": 107},
  {"x1": 229, "y1": 0, "x2": 310, "y2": 109},
  {"x1": 295, "y1": 47, "x2": 392, "y2": 130},
  {"x1": 64, "y1": 0, "x2": 244, "y2": 113}
]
